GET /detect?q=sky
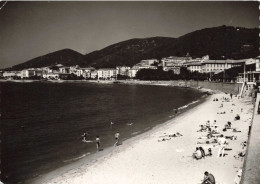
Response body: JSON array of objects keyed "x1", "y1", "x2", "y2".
[{"x1": 0, "y1": 1, "x2": 259, "y2": 69}]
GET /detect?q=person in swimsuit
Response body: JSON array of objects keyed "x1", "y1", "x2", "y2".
[
  {"x1": 114, "y1": 132, "x2": 120, "y2": 146},
  {"x1": 82, "y1": 131, "x2": 88, "y2": 141},
  {"x1": 96, "y1": 136, "x2": 100, "y2": 152}
]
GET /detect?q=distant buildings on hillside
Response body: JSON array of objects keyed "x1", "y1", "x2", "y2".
[{"x1": 1, "y1": 55, "x2": 260, "y2": 83}]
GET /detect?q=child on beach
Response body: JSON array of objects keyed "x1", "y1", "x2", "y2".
[
  {"x1": 96, "y1": 136, "x2": 100, "y2": 152},
  {"x1": 114, "y1": 132, "x2": 120, "y2": 146},
  {"x1": 82, "y1": 131, "x2": 89, "y2": 142}
]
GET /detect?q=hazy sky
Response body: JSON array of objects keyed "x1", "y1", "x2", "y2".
[{"x1": 0, "y1": 1, "x2": 258, "y2": 68}]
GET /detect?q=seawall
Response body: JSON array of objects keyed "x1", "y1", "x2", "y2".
[
  {"x1": 241, "y1": 93, "x2": 260, "y2": 184},
  {"x1": 117, "y1": 80, "x2": 242, "y2": 95}
]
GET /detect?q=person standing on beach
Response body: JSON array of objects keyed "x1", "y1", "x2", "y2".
[
  {"x1": 217, "y1": 134, "x2": 227, "y2": 157},
  {"x1": 114, "y1": 132, "x2": 120, "y2": 146},
  {"x1": 96, "y1": 136, "x2": 100, "y2": 152},
  {"x1": 201, "y1": 171, "x2": 215, "y2": 184}
]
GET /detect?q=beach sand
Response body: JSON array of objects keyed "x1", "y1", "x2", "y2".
[{"x1": 39, "y1": 90, "x2": 253, "y2": 184}]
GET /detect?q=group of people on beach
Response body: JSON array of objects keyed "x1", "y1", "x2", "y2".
[
  {"x1": 195, "y1": 93, "x2": 250, "y2": 184},
  {"x1": 82, "y1": 131, "x2": 120, "y2": 152}
]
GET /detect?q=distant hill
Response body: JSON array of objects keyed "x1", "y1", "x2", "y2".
[
  {"x1": 83, "y1": 37, "x2": 176, "y2": 68},
  {"x1": 9, "y1": 49, "x2": 85, "y2": 70},
  {"x1": 8, "y1": 26, "x2": 259, "y2": 70}
]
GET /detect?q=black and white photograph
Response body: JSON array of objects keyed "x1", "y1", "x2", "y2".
[{"x1": 0, "y1": 1, "x2": 259, "y2": 184}]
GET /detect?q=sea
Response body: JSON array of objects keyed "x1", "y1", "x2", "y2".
[{"x1": 0, "y1": 81, "x2": 206, "y2": 184}]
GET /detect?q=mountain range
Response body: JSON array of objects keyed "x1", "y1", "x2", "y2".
[{"x1": 8, "y1": 25, "x2": 259, "y2": 70}]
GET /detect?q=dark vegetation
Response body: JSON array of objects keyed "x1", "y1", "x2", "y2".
[{"x1": 7, "y1": 26, "x2": 259, "y2": 71}]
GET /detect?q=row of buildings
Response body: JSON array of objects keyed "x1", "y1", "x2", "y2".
[{"x1": 1, "y1": 55, "x2": 260, "y2": 82}]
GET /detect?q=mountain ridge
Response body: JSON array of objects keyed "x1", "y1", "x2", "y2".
[{"x1": 7, "y1": 26, "x2": 259, "y2": 70}]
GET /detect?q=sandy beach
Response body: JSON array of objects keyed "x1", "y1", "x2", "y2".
[{"x1": 36, "y1": 89, "x2": 253, "y2": 184}]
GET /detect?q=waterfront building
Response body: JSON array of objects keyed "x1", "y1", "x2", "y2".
[
  {"x1": 201, "y1": 59, "x2": 244, "y2": 74},
  {"x1": 132, "y1": 63, "x2": 157, "y2": 70},
  {"x1": 97, "y1": 68, "x2": 117, "y2": 80},
  {"x1": 163, "y1": 66, "x2": 181, "y2": 74},
  {"x1": 140, "y1": 59, "x2": 159, "y2": 66},
  {"x1": 59, "y1": 67, "x2": 70, "y2": 74},
  {"x1": 43, "y1": 72, "x2": 59, "y2": 80},
  {"x1": 237, "y1": 57, "x2": 260, "y2": 84},
  {"x1": 3, "y1": 71, "x2": 21, "y2": 78},
  {"x1": 161, "y1": 56, "x2": 192, "y2": 74},
  {"x1": 187, "y1": 62, "x2": 202, "y2": 73},
  {"x1": 161, "y1": 56, "x2": 192, "y2": 67},
  {"x1": 116, "y1": 66, "x2": 131, "y2": 76},
  {"x1": 21, "y1": 69, "x2": 43, "y2": 78},
  {"x1": 128, "y1": 68, "x2": 139, "y2": 78},
  {"x1": 69, "y1": 65, "x2": 80, "y2": 74},
  {"x1": 90, "y1": 71, "x2": 98, "y2": 79},
  {"x1": 76, "y1": 67, "x2": 94, "y2": 78}
]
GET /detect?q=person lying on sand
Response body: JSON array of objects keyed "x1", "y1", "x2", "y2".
[
  {"x1": 158, "y1": 138, "x2": 171, "y2": 142},
  {"x1": 192, "y1": 147, "x2": 203, "y2": 160},
  {"x1": 225, "y1": 135, "x2": 237, "y2": 140},
  {"x1": 219, "y1": 104, "x2": 223, "y2": 108},
  {"x1": 201, "y1": 171, "x2": 215, "y2": 184},
  {"x1": 234, "y1": 150, "x2": 246, "y2": 159},
  {"x1": 217, "y1": 111, "x2": 226, "y2": 114},
  {"x1": 233, "y1": 128, "x2": 242, "y2": 133},
  {"x1": 197, "y1": 139, "x2": 217, "y2": 144},
  {"x1": 169, "y1": 132, "x2": 183, "y2": 137}
]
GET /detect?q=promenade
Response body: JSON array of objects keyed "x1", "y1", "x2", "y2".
[{"x1": 242, "y1": 93, "x2": 260, "y2": 184}]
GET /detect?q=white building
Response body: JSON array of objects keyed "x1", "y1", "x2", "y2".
[
  {"x1": 43, "y1": 72, "x2": 59, "y2": 79},
  {"x1": 116, "y1": 66, "x2": 130, "y2": 76},
  {"x1": 21, "y1": 69, "x2": 43, "y2": 78},
  {"x1": 161, "y1": 56, "x2": 192, "y2": 67},
  {"x1": 132, "y1": 64, "x2": 157, "y2": 70},
  {"x1": 187, "y1": 62, "x2": 202, "y2": 73},
  {"x1": 90, "y1": 71, "x2": 98, "y2": 79},
  {"x1": 201, "y1": 60, "x2": 244, "y2": 74},
  {"x1": 128, "y1": 68, "x2": 139, "y2": 78},
  {"x1": 76, "y1": 67, "x2": 94, "y2": 78},
  {"x1": 59, "y1": 67, "x2": 70, "y2": 74},
  {"x1": 3, "y1": 71, "x2": 21, "y2": 78},
  {"x1": 97, "y1": 68, "x2": 117, "y2": 80},
  {"x1": 140, "y1": 59, "x2": 159, "y2": 66},
  {"x1": 69, "y1": 65, "x2": 80, "y2": 74}
]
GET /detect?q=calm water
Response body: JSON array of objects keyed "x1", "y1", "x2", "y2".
[{"x1": 0, "y1": 82, "x2": 204, "y2": 184}]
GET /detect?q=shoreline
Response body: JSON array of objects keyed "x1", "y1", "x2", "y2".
[
  {"x1": 0, "y1": 79, "x2": 240, "y2": 95},
  {"x1": 28, "y1": 90, "x2": 209, "y2": 184},
  {"x1": 34, "y1": 90, "x2": 254, "y2": 184}
]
